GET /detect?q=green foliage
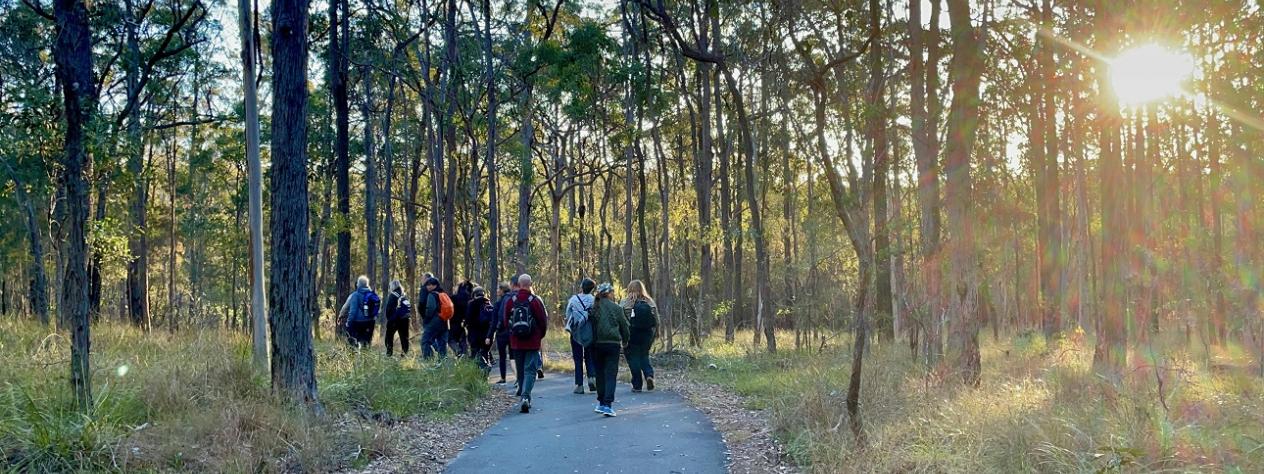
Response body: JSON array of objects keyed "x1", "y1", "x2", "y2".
[{"x1": 319, "y1": 346, "x2": 490, "y2": 419}]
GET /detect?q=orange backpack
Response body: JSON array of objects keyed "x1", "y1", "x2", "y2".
[{"x1": 437, "y1": 292, "x2": 455, "y2": 321}]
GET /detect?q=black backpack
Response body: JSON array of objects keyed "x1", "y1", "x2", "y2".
[
  {"x1": 391, "y1": 294, "x2": 411, "y2": 321},
  {"x1": 509, "y1": 295, "x2": 536, "y2": 337},
  {"x1": 477, "y1": 300, "x2": 496, "y2": 326},
  {"x1": 631, "y1": 299, "x2": 657, "y2": 329}
]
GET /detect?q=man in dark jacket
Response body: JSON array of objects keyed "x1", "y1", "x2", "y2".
[
  {"x1": 419, "y1": 277, "x2": 448, "y2": 359},
  {"x1": 502, "y1": 273, "x2": 549, "y2": 413}
]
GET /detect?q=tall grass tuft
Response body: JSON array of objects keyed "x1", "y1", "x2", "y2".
[{"x1": 0, "y1": 319, "x2": 489, "y2": 472}]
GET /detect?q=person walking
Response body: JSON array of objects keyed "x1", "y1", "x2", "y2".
[
  {"x1": 467, "y1": 286, "x2": 495, "y2": 374},
  {"x1": 382, "y1": 279, "x2": 412, "y2": 356},
  {"x1": 502, "y1": 273, "x2": 549, "y2": 413},
  {"x1": 487, "y1": 281, "x2": 514, "y2": 384},
  {"x1": 449, "y1": 280, "x2": 474, "y2": 356},
  {"x1": 623, "y1": 279, "x2": 659, "y2": 392},
  {"x1": 564, "y1": 278, "x2": 598, "y2": 394},
  {"x1": 420, "y1": 277, "x2": 450, "y2": 359},
  {"x1": 338, "y1": 275, "x2": 380, "y2": 348},
  {"x1": 590, "y1": 283, "x2": 629, "y2": 417}
]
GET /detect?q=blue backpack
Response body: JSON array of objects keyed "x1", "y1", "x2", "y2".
[{"x1": 349, "y1": 290, "x2": 380, "y2": 323}]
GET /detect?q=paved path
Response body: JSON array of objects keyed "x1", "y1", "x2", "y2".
[{"x1": 445, "y1": 372, "x2": 728, "y2": 474}]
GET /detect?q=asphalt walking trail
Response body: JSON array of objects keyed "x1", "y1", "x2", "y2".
[{"x1": 445, "y1": 371, "x2": 729, "y2": 474}]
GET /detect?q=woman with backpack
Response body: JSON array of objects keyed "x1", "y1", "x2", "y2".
[
  {"x1": 466, "y1": 286, "x2": 495, "y2": 374},
  {"x1": 590, "y1": 283, "x2": 629, "y2": 417},
  {"x1": 564, "y1": 278, "x2": 598, "y2": 394},
  {"x1": 486, "y1": 282, "x2": 514, "y2": 384},
  {"x1": 623, "y1": 279, "x2": 659, "y2": 392},
  {"x1": 382, "y1": 279, "x2": 411, "y2": 356}
]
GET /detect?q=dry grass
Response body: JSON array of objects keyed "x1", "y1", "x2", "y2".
[
  {"x1": 0, "y1": 319, "x2": 488, "y2": 472},
  {"x1": 684, "y1": 329, "x2": 1264, "y2": 473}
]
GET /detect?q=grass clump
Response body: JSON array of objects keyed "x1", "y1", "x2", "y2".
[
  {"x1": 686, "y1": 329, "x2": 1264, "y2": 473},
  {"x1": 0, "y1": 319, "x2": 490, "y2": 472}
]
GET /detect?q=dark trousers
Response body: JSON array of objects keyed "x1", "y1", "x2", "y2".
[
  {"x1": 496, "y1": 333, "x2": 511, "y2": 380},
  {"x1": 448, "y1": 332, "x2": 469, "y2": 356},
  {"x1": 422, "y1": 327, "x2": 448, "y2": 359},
  {"x1": 626, "y1": 344, "x2": 655, "y2": 390},
  {"x1": 347, "y1": 321, "x2": 375, "y2": 348},
  {"x1": 592, "y1": 343, "x2": 621, "y2": 406},
  {"x1": 571, "y1": 338, "x2": 596, "y2": 386},
  {"x1": 384, "y1": 318, "x2": 410, "y2": 356}
]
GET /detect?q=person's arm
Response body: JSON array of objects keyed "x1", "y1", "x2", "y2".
[
  {"x1": 534, "y1": 297, "x2": 548, "y2": 338},
  {"x1": 617, "y1": 304, "x2": 631, "y2": 345},
  {"x1": 425, "y1": 293, "x2": 439, "y2": 320},
  {"x1": 338, "y1": 294, "x2": 353, "y2": 322}
]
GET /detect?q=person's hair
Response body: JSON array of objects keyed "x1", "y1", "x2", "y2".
[
  {"x1": 518, "y1": 274, "x2": 534, "y2": 287},
  {"x1": 459, "y1": 280, "x2": 475, "y2": 293},
  {"x1": 498, "y1": 282, "x2": 512, "y2": 294},
  {"x1": 423, "y1": 272, "x2": 435, "y2": 281},
  {"x1": 625, "y1": 279, "x2": 655, "y2": 307},
  {"x1": 356, "y1": 275, "x2": 370, "y2": 289},
  {"x1": 580, "y1": 278, "x2": 596, "y2": 294},
  {"x1": 389, "y1": 279, "x2": 404, "y2": 294},
  {"x1": 472, "y1": 286, "x2": 486, "y2": 299}
]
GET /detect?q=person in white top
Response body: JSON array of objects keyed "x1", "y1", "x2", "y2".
[{"x1": 564, "y1": 278, "x2": 598, "y2": 394}]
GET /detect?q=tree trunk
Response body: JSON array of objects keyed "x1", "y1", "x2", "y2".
[
  {"x1": 362, "y1": 68, "x2": 379, "y2": 290},
  {"x1": 330, "y1": 0, "x2": 351, "y2": 338},
  {"x1": 269, "y1": 0, "x2": 318, "y2": 406},
  {"x1": 123, "y1": 0, "x2": 151, "y2": 331},
  {"x1": 1035, "y1": 0, "x2": 1063, "y2": 339},
  {"x1": 238, "y1": 0, "x2": 267, "y2": 370},
  {"x1": 1092, "y1": 0, "x2": 1127, "y2": 376},
  {"x1": 482, "y1": 0, "x2": 500, "y2": 289},
  {"x1": 1, "y1": 168, "x2": 50, "y2": 325},
  {"x1": 440, "y1": 0, "x2": 458, "y2": 288},
  {"x1": 52, "y1": 0, "x2": 96, "y2": 411},
  {"x1": 869, "y1": 0, "x2": 893, "y2": 341},
  {"x1": 944, "y1": 0, "x2": 984, "y2": 387}
]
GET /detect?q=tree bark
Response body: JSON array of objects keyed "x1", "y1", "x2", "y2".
[
  {"x1": 52, "y1": 0, "x2": 96, "y2": 411},
  {"x1": 330, "y1": 0, "x2": 351, "y2": 338},
  {"x1": 269, "y1": 0, "x2": 318, "y2": 406},
  {"x1": 123, "y1": 0, "x2": 151, "y2": 331}
]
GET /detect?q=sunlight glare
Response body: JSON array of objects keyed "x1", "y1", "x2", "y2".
[{"x1": 1110, "y1": 44, "x2": 1195, "y2": 106}]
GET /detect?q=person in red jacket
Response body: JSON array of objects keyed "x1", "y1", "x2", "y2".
[{"x1": 503, "y1": 273, "x2": 549, "y2": 413}]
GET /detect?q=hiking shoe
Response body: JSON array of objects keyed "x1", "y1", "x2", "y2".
[
  {"x1": 537, "y1": 369, "x2": 545, "y2": 379},
  {"x1": 573, "y1": 384, "x2": 585, "y2": 394},
  {"x1": 496, "y1": 379, "x2": 506, "y2": 384},
  {"x1": 601, "y1": 405, "x2": 616, "y2": 417},
  {"x1": 587, "y1": 377, "x2": 596, "y2": 391},
  {"x1": 646, "y1": 377, "x2": 655, "y2": 391},
  {"x1": 631, "y1": 388, "x2": 642, "y2": 393},
  {"x1": 594, "y1": 404, "x2": 603, "y2": 413},
  {"x1": 520, "y1": 398, "x2": 531, "y2": 413}
]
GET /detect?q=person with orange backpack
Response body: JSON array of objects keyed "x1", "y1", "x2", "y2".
[{"x1": 420, "y1": 276, "x2": 454, "y2": 359}]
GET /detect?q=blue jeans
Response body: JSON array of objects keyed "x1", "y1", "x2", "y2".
[
  {"x1": 571, "y1": 338, "x2": 596, "y2": 386},
  {"x1": 626, "y1": 344, "x2": 655, "y2": 390},
  {"x1": 422, "y1": 328, "x2": 448, "y2": 359},
  {"x1": 514, "y1": 349, "x2": 542, "y2": 400}
]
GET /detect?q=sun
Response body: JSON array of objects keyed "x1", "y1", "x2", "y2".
[{"x1": 1109, "y1": 44, "x2": 1195, "y2": 106}]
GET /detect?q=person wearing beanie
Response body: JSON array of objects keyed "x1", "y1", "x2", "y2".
[
  {"x1": 466, "y1": 286, "x2": 495, "y2": 373},
  {"x1": 420, "y1": 277, "x2": 449, "y2": 359},
  {"x1": 590, "y1": 282, "x2": 629, "y2": 417}
]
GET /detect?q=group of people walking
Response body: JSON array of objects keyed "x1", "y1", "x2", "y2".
[{"x1": 335, "y1": 271, "x2": 659, "y2": 417}]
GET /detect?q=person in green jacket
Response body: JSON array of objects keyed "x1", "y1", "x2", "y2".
[{"x1": 590, "y1": 283, "x2": 629, "y2": 417}]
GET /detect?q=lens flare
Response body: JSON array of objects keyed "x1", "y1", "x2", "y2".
[{"x1": 1109, "y1": 44, "x2": 1195, "y2": 106}]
